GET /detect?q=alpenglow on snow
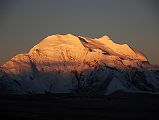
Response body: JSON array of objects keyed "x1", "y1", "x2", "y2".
[{"x1": 0, "y1": 34, "x2": 159, "y2": 94}]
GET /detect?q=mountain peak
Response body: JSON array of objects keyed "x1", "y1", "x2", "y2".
[
  {"x1": 99, "y1": 35, "x2": 110, "y2": 39},
  {"x1": 27, "y1": 34, "x2": 148, "y2": 63},
  {"x1": 0, "y1": 33, "x2": 159, "y2": 95}
]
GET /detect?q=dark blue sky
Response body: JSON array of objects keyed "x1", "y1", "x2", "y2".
[{"x1": 0, "y1": 0, "x2": 159, "y2": 64}]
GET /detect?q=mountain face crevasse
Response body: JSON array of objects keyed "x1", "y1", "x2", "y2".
[{"x1": 0, "y1": 34, "x2": 159, "y2": 94}]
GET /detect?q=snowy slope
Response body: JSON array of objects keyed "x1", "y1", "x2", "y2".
[{"x1": 0, "y1": 34, "x2": 159, "y2": 94}]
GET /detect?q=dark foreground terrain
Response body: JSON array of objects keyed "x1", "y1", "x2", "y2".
[{"x1": 0, "y1": 92, "x2": 159, "y2": 120}]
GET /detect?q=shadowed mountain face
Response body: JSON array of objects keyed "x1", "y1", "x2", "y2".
[{"x1": 0, "y1": 34, "x2": 159, "y2": 95}]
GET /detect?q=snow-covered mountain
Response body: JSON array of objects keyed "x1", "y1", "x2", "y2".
[{"x1": 0, "y1": 34, "x2": 159, "y2": 94}]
